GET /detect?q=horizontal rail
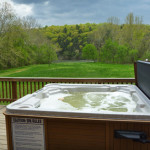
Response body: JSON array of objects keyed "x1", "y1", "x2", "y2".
[
  {"x1": 0, "y1": 77, "x2": 135, "y2": 103},
  {"x1": 0, "y1": 77, "x2": 135, "y2": 83}
]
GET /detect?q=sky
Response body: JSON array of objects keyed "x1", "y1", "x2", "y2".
[{"x1": 1, "y1": 0, "x2": 150, "y2": 26}]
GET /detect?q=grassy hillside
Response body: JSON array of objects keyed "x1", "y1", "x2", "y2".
[{"x1": 0, "y1": 62, "x2": 134, "y2": 78}]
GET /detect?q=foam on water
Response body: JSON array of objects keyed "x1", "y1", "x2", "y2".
[
  {"x1": 39, "y1": 92, "x2": 137, "y2": 113},
  {"x1": 39, "y1": 93, "x2": 77, "y2": 111}
]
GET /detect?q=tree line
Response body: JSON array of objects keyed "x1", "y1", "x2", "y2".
[
  {"x1": 1, "y1": 2, "x2": 150, "y2": 70},
  {"x1": 87, "y1": 13, "x2": 148, "y2": 63},
  {"x1": 42, "y1": 13, "x2": 150, "y2": 64},
  {"x1": 41, "y1": 23, "x2": 98, "y2": 60},
  {"x1": 0, "y1": 2, "x2": 59, "y2": 69}
]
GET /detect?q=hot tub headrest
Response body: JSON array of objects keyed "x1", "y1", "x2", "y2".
[{"x1": 136, "y1": 60, "x2": 150, "y2": 99}]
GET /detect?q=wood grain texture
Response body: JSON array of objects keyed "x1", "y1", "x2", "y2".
[
  {"x1": 47, "y1": 119, "x2": 106, "y2": 150},
  {"x1": 3, "y1": 112, "x2": 150, "y2": 150},
  {"x1": 0, "y1": 106, "x2": 8, "y2": 150},
  {"x1": 0, "y1": 77, "x2": 135, "y2": 83}
]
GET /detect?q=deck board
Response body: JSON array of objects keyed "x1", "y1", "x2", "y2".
[{"x1": 0, "y1": 105, "x2": 7, "y2": 150}]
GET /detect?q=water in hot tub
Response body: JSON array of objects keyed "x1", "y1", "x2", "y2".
[{"x1": 39, "y1": 92, "x2": 136, "y2": 113}]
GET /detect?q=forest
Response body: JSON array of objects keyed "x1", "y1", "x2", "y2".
[{"x1": 0, "y1": 2, "x2": 150, "y2": 69}]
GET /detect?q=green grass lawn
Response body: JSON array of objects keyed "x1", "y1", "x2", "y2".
[{"x1": 0, "y1": 62, "x2": 134, "y2": 78}]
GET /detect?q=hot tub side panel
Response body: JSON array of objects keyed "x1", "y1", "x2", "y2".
[
  {"x1": 108, "y1": 121, "x2": 150, "y2": 150},
  {"x1": 46, "y1": 119, "x2": 150, "y2": 150},
  {"x1": 47, "y1": 118, "x2": 106, "y2": 150},
  {"x1": 4, "y1": 113, "x2": 150, "y2": 150}
]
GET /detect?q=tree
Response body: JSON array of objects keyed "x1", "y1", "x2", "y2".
[
  {"x1": 101, "y1": 39, "x2": 118, "y2": 63},
  {"x1": 100, "y1": 39, "x2": 136, "y2": 64},
  {"x1": 107, "y1": 16, "x2": 120, "y2": 25},
  {"x1": 115, "y1": 45, "x2": 129, "y2": 64},
  {"x1": 0, "y1": 2, "x2": 60, "y2": 69},
  {"x1": 0, "y1": 2, "x2": 15, "y2": 34},
  {"x1": 89, "y1": 23, "x2": 119, "y2": 62},
  {"x1": 45, "y1": 43, "x2": 58, "y2": 66},
  {"x1": 82, "y1": 44, "x2": 98, "y2": 61},
  {"x1": 21, "y1": 16, "x2": 40, "y2": 29},
  {"x1": 142, "y1": 50, "x2": 150, "y2": 61},
  {"x1": 129, "y1": 49, "x2": 138, "y2": 63}
]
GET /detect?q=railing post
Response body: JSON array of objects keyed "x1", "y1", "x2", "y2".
[{"x1": 12, "y1": 81, "x2": 17, "y2": 101}]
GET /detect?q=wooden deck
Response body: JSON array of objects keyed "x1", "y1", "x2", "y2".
[{"x1": 0, "y1": 105, "x2": 7, "y2": 150}]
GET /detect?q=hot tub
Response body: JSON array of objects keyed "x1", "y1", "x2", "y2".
[
  {"x1": 4, "y1": 61, "x2": 150, "y2": 150},
  {"x1": 5, "y1": 83, "x2": 150, "y2": 120}
]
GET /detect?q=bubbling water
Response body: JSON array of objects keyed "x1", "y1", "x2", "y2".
[{"x1": 39, "y1": 92, "x2": 136, "y2": 113}]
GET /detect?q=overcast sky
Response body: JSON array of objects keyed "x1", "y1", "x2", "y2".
[{"x1": 1, "y1": 0, "x2": 150, "y2": 26}]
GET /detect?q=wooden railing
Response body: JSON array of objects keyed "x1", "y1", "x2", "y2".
[{"x1": 0, "y1": 77, "x2": 135, "y2": 103}]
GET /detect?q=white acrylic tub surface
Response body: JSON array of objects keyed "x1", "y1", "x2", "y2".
[{"x1": 6, "y1": 84, "x2": 150, "y2": 120}]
